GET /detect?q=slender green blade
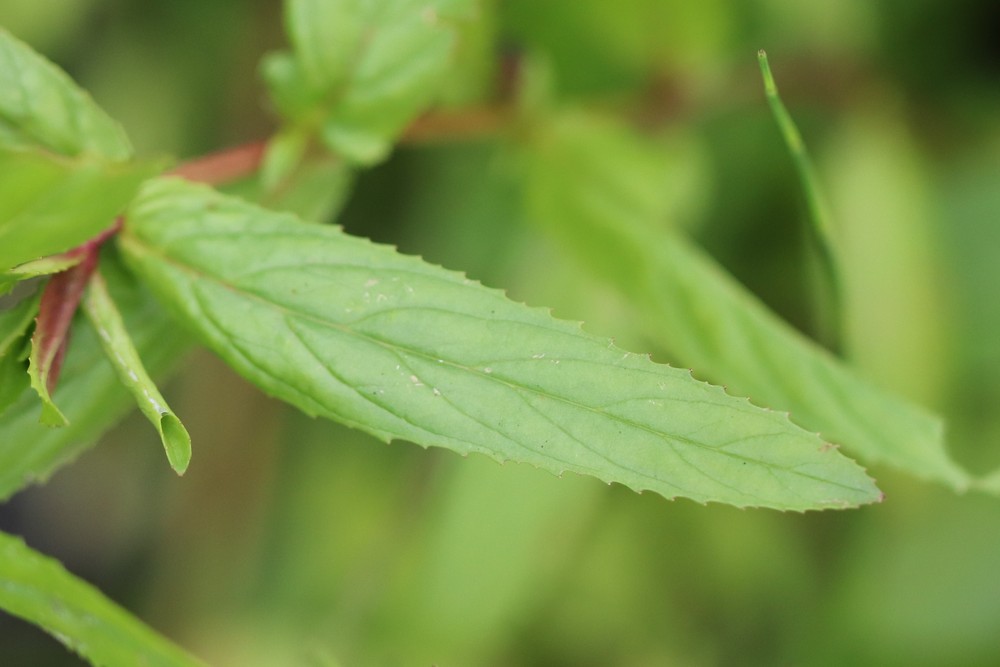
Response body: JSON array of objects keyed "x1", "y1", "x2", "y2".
[
  {"x1": 264, "y1": 0, "x2": 476, "y2": 164},
  {"x1": 0, "y1": 27, "x2": 132, "y2": 159},
  {"x1": 0, "y1": 147, "x2": 159, "y2": 273},
  {"x1": 758, "y1": 50, "x2": 842, "y2": 345},
  {"x1": 4, "y1": 251, "x2": 84, "y2": 282},
  {"x1": 523, "y1": 112, "x2": 970, "y2": 491},
  {"x1": 82, "y1": 270, "x2": 191, "y2": 474},
  {"x1": 120, "y1": 177, "x2": 881, "y2": 511},
  {"x1": 0, "y1": 530, "x2": 205, "y2": 667},
  {"x1": 0, "y1": 250, "x2": 190, "y2": 500}
]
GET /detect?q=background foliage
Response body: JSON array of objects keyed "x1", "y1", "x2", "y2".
[{"x1": 2, "y1": 0, "x2": 999, "y2": 664}]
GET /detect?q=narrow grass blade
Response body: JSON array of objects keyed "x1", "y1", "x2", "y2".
[{"x1": 758, "y1": 50, "x2": 842, "y2": 344}]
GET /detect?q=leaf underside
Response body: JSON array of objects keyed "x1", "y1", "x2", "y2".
[{"x1": 120, "y1": 177, "x2": 881, "y2": 511}]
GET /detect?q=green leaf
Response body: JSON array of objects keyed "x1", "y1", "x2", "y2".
[
  {"x1": 758, "y1": 50, "x2": 841, "y2": 344},
  {"x1": 27, "y1": 251, "x2": 100, "y2": 428},
  {"x1": 0, "y1": 290, "x2": 38, "y2": 358},
  {"x1": 523, "y1": 112, "x2": 970, "y2": 491},
  {"x1": 0, "y1": 27, "x2": 132, "y2": 159},
  {"x1": 0, "y1": 293, "x2": 38, "y2": 416},
  {"x1": 0, "y1": 146, "x2": 160, "y2": 273},
  {"x1": 265, "y1": 0, "x2": 477, "y2": 164},
  {"x1": 228, "y1": 156, "x2": 353, "y2": 223},
  {"x1": 0, "y1": 530, "x2": 205, "y2": 666},
  {"x1": 4, "y1": 250, "x2": 84, "y2": 281},
  {"x1": 82, "y1": 269, "x2": 191, "y2": 474},
  {"x1": 119, "y1": 177, "x2": 881, "y2": 511},
  {"x1": 0, "y1": 250, "x2": 190, "y2": 501},
  {"x1": 0, "y1": 342, "x2": 29, "y2": 417}
]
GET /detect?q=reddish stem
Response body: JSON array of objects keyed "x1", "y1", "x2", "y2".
[{"x1": 166, "y1": 106, "x2": 513, "y2": 187}]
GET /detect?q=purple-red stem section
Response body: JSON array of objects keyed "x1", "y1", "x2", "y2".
[{"x1": 32, "y1": 220, "x2": 120, "y2": 391}]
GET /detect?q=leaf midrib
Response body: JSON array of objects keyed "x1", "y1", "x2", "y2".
[{"x1": 121, "y1": 227, "x2": 873, "y2": 498}]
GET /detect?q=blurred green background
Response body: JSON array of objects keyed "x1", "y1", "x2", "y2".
[{"x1": 2, "y1": 0, "x2": 1000, "y2": 664}]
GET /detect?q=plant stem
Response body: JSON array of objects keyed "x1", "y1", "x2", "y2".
[
  {"x1": 757, "y1": 50, "x2": 843, "y2": 351},
  {"x1": 167, "y1": 142, "x2": 267, "y2": 185},
  {"x1": 168, "y1": 106, "x2": 513, "y2": 187}
]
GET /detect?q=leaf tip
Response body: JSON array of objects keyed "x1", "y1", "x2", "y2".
[{"x1": 159, "y1": 413, "x2": 191, "y2": 475}]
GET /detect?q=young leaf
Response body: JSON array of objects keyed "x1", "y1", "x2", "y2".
[
  {"x1": 523, "y1": 113, "x2": 970, "y2": 491},
  {"x1": 0, "y1": 147, "x2": 159, "y2": 273},
  {"x1": 28, "y1": 252, "x2": 101, "y2": 427},
  {"x1": 0, "y1": 27, "x2": 132, "y2": 159},
  {"x1": 0, "y1": 530, "x2": 205, "y2": 667},
  {"x1": 264, "y1": 0, "x2": 477, "y2": 164},
  {"x1": 82, "y1": 269, "x2": 191, "y2": 474},
  {"x1": 0, "y1": 251, "x2": 190, "y2": 500},
  {"x1": 120, "y1": 177, "x2": 881, "y2": 511}
]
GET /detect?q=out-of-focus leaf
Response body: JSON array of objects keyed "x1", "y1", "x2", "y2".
[
  {"x1": 522, "y1": 112, "x2": 970, "y2": 490},
  {"x1": 978, "y1": 468, "x2": 1000, "y2": 495},
  {"x1": 83, "y1": 269, "x2": 191, "y2": 474},
  {"x1": 0, "y1": 250, "x2": 190, "y2": 501},
  {"x1": 260, "y1": 128, "x2": 310, "y2": 192},
  {"x1": 263, "y1": 0, "x2": 477, "y2": 164},
  {"x1": 0, "y1": 147, "x2": 159, "y2": 273},
  {"x1": 0, "y1": 27, "x2": 132, "y2": 159},
  {"x1": 500, "y1": 0, "x2": 734, "y2": 96},
  {"x1": 0, "y1": 530, "x2": 205, "y2": 666},
  {"x1": 119, "y1": 177, "x2": 881, "y2": 511},
  {"x1": 392, "y1": 456, "x2": 599, "y2": 663},
  {"x1": 825, "y1": 108, "x2": 951, "y2": 407},
  {"x1": 226, "y1": 156, "x2": 353, "y2": 224}
]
